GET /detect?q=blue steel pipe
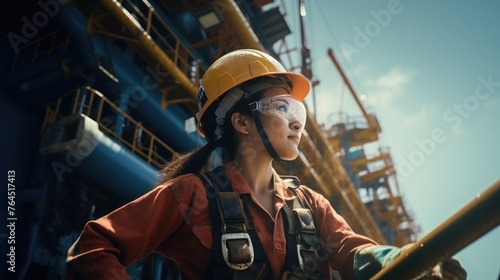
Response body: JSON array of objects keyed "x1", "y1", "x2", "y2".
[
  {"x1": 56, "y1": 4, "x2": 97, "y2": 71},
  {"x1": 0, "y1": 5, "x2": 97, "y2": 97},
  {"x1": 107, "y1": 48, "x2": 205, "y2": 151},
  {"x1": 58, "y1": 4, "x2": 205, "y2": 152},
  {"x1": 0, "y1": 56, "x2": 59, "y2": 88},
  {"x1": 29, "y1": 3, "x2": 207, "y2": 203},
  {"x1": 76, "y1": 131, "x2": 159, "y2": 201},
  {"x1": 40, "y1": 114, "x2": 159, "y2": 202}
]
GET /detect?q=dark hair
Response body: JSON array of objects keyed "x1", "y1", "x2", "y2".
[{"x1": 156, "y1": 89, "x2": 264, "y2": 185}]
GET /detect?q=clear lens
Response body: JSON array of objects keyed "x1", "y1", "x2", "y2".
[{"x1": 253, "y1": 95, "x2": 307, "y2": 127}]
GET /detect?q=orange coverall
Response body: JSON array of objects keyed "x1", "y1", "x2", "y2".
[{"x1": 66, "y1": 163, "x2": 378, "y2": 279}]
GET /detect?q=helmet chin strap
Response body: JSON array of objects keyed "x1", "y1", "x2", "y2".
[
  {"x1": 250, "y1": 109, "x2": 284, "y2": 162},
  {"x1": 243, "y1": 77, "x2": 294, "y2": 163},
  {"x1": 211, "y1": 77, "x2": 294, "y2": 162}
]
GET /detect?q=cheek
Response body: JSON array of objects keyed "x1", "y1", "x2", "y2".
[{"x1": 265, "y1": 116, "x2": 288, "y2": 135}]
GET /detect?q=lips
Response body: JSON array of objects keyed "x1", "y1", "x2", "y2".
[{"x1": 288, "y1": 134, "x2": 300, "y2": 142}]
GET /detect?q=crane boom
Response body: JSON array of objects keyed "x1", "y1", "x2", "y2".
[{"x1": 327, "y1": 48, "x2": 372, "y2": 126}]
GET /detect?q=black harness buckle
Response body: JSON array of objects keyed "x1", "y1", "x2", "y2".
[
  {"x1": 222, "y1": 232, "x2": 255, "y2": 270},
  {"x1": 297, "y1": 244, "x2": 320, "y2": 274}
]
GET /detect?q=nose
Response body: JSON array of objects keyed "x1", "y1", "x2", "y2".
[{"x1": 290, "y1": 119, "x2": 303, "y2": 132}]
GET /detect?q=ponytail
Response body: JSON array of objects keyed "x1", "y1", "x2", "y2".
[
  {"x1": 157, "y1": 85, "x2": 262, "y2": 186},
  {"x1": 157, "y1": 139, "x2": 218, "y2": 185}
]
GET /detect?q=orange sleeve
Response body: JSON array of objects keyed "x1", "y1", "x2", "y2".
[{"x1": 65, "y1": 175, "x2": 194, "y2": 279}]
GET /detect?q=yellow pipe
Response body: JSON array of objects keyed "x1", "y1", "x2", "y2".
[
  {"x1": 371, "y1": 179, "x2": 500, "y2": 280},
  {"x1": 97, "y1": 0, "x2": 198, "y2": 98},
  {"x1": 218, "y1": 0, "x2": 265, "y2": 51},
  {"x1": 95, "y1": 0, "x2": 266, "y2": 97}
]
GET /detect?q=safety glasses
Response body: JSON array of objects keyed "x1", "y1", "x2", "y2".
[{"x1": 249, "y1": 94, "x2": 307, "y2": 127}]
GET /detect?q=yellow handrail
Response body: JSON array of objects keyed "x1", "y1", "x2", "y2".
[
  {"x1": 371, "y1": 179, "x2": 500, "y2": 279},
  {"x1": 44, "y1": 87, "x2": 176, "y2": 168},
  {"x1": 11, "y1": 30, "x2": 70, "y2": 71},
  {"x1": 78, "y1": 0, "x2": 203, "y2": 98}
]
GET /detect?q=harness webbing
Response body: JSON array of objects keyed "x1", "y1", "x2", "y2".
[
  {"x1": 281, "y1": 182, "x2": 323, "y2": 280},
  {"x1": 199, "y1": 167, "x2": 271, "y2": 280},
  {"x1": 199, "y1": 168, "x2": 324, "y2": 280}
]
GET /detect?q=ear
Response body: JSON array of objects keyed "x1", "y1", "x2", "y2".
[{"x1": 231, "y1": 112, "x2": 251, "y2": 135}]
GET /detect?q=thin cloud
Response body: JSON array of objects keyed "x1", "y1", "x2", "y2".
[
  {"x1": 360, "y1": 68, "x2": 419, "y2": 129},
  {"x1": 362, "y1": 67, "x2": 442, "y2": 133},
  {"x1": 401, "y1": 103, "x2": 440, "y2": 129},
  {"x1": 364, "y1": 67, "x2": 416, "y2": 107},
  {"x1": 374, "y1": 67, "x2": 413, "y2": 90},
  {"x1": 309, "y1": 66, "x2": 418, "y2": 128}
]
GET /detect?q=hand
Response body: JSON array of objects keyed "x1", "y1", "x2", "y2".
[
  {"x1": 416, "y1": 264, "x2": 442, "y2": 280},
  {"x1": 417, "y1": 258, "x2": 467, "y2": 280}
]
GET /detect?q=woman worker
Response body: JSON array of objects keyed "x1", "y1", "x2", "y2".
[{"x1": 66, "y1": 49, "x2": 441, "y2": 280}]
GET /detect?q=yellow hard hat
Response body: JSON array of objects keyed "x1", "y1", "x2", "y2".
[{"x1": 197, "y1": 49, "x2": 311, "y2": 137}]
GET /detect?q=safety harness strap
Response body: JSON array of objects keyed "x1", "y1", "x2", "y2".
[
  {"x1": 200, "y1": 168, "x2": 230, "y2": 279},
  {"x1": 200, "y1": 167, "x2": 271, "y2": 280},
  {"x1": 200, "y1": 168, "x2": 323, "y2": 279},
  {"x1": 281, "y1": 178, "x2": 324, "y2": 280}
]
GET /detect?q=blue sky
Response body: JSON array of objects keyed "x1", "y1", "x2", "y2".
[{"x1": 280, "y1": 0, "x2": 500, "y2": 278}]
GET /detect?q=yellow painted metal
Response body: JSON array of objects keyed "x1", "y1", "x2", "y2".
[
  {"x1": 348, "y1": 144, "x2": 418, "y2": 245},
  {"x1": 74, "y1": 0, "x2": 200, "y2": 99},
  {"x1": 104, "y1": 0, "x2": 198, "y2": 96},
  {"x1": 326, "y1": 115, "x2": 381, "y2": 150},
  {"x1": 194, "y1": 0, "x2": 387, "y2": 242},
  {"x1": 328, "y1": 48, "x2": 383, "y2": 135},
  {"x1": 371, "y1": 179, "x2": 500, "y2": 279},
  {"x1": 217, "y1": 0, "x2": 265, "y2": 50},
  {"x1": 276, "y1": 111, "x2": 388, "y2": 243},
  {"x1": 43, "y1": 87, "x2": 176, "y2": 168},
  {"x1": 359, "y1": 167, "x2": 390, "y2": 186},
  {"x1": 324, "y1": 102, "x2": 418, "y2": 244},
  {"x1": 71, "y1": 0, "x2": 392, "y2": 243},
  {"x1": 11, "y1": 30, "x2": 70, "y2": 71},
  {"x1": 350, "y1": 153, "x2": 390, "y2": 169}
]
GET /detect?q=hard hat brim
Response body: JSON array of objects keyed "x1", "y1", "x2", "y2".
[{"x1": 284, "y1": 72, "x2": 311, "y2": 102}]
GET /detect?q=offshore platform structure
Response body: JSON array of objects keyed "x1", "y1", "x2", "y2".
[
  {"x1": 324, "y1": 48, "x2": 418, "y2": 247},
  {"x1": 1, "y1": 0, "x2": 418, "y2": 278}
]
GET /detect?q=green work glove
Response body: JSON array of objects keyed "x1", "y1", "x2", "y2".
[
  {"x1": 353, "y1": 245, "x2": 404, "y2": 279},
  {"x1": 353, "y1": 245, "x2": 466, "y2": 280}
]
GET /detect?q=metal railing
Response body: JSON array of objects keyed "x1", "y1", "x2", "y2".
[
  {"x1": 11, "y1": 30, "x2": 71, "y2": 71},
  {"x1": 82, "y1": 0, "x2": 204, "y2": 93},
  {"x1": 43, "y1": 87, "x2": 176, "y2": 168},
  {"x1": 118, "y1": 0, "x2": 203, "y2": 82},
  {"x1": 73, "y1": 0, "x2": 406, "y2": 247}
]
